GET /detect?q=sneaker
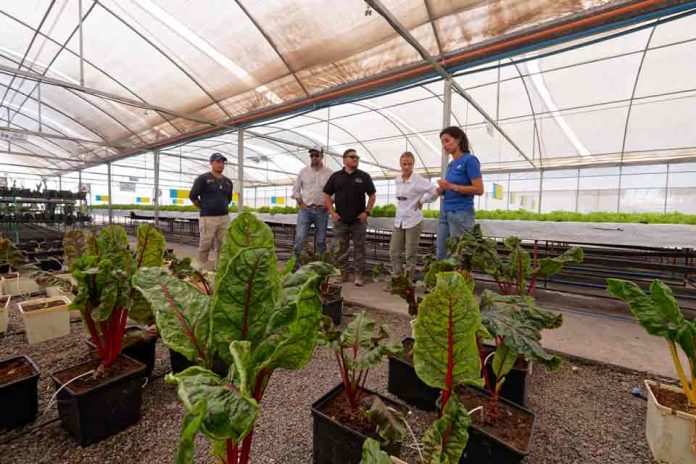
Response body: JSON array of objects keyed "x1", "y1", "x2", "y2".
[{"x1": 354, "y1": 275, "x2": 364, "y2": 287}]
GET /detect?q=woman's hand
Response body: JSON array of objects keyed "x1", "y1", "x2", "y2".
[
  {"x1": 416, "y1": 201, "x2": 423, "y2": 210},
  {"x1": 437, "y1": 179, "x2": 451, "y2": 190},
  {"x1": 436, "y1": 188, "x2": 445, "y2": 195}
]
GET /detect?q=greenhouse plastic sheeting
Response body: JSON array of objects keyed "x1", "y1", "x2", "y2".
[{"x1": 1, "y1": 0, "x2": 685, "y2": 174}]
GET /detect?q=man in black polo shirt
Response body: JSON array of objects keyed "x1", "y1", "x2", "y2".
[
  {"x1": 323, "y1": 149, "x2": 376, "y2": 286},
  {"x1": 189, "y1": 152, "x2": 233, "y2": 270}
]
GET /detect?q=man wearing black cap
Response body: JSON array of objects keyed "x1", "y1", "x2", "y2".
[
  {"x1": 189, "y1": 152, "x2": 233, "y2": 270},
  {"x1": 291, "y1": 146, "x2": 333, "y2": 268}
]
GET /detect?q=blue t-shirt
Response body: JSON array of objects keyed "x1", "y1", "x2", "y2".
[{"x1": 443, "y1": 153, "x2": 481, "y2": 212}]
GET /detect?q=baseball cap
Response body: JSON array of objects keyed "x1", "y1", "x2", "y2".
[
  {"x1": 308, "y1": 146, "x2": 323, "y2": 155},
  {"x1": 210, "y1": 152, "x2": 227, "y2": 162}
]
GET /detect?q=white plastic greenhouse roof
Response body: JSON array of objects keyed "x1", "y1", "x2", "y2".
[{"x1": 1, "y1": 0, "x2": 696, "y2": 183}]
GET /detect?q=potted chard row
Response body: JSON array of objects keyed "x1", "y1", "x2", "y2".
[{"x1": 381, "y1": 226, "x2": 584, "y2": 463}]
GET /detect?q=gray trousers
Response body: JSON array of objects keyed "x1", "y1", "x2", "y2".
[
  {"x1": 389, "y1": 221, "x2": 423, "y2": 277},
  {"x1": 333, "y1": 219, "x2": 367, "y2": 275}
]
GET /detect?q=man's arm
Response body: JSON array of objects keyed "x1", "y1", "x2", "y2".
[
  {"x1": 189, "y1": 176, "x2": 203, "y2": 208},
  {"x1": 291, "y1": 170, "x2": 305, "y2": 209},
  {"x1": 359, "y1": 176, "x2": 377, "y2": 221},
  {"x1": 325, "y1": 193, "x2": 339, "y2": 221}
]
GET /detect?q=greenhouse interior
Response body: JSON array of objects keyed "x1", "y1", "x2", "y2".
[{"x1": 1, "y1": 1, "x2": 696, "y2": 463}]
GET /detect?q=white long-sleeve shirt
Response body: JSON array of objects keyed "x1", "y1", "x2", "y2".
[
  {"x1": 394, "y1": 172, "x2": 439, "y2": 229},
  {"x1": 291, "y1": 166, "x2": 333, "y2": 206}
]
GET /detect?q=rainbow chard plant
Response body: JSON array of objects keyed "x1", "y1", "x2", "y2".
[
  {"x1": 71, "y1": 224, "x2": 165, "y2": 373},
  {"x1": 451, "y1": 225, "x2": 584, "y2": 296},
  {"x1": 478, "y1": 290, "x2": 562, "y2": 422},
  {"x1": 607, "y1": 279, "x2": 696, "y2": 404},
  {"x1": 412, "y1": 272, "x2": 483, "y2": 463},
  {"x1": 135, "y1": 212, "x2": 337, "y2": 464}
]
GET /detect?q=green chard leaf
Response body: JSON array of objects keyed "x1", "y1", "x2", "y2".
[
  {"x1": 359, "y1": 438, "x2": 392, "y2": 464},
  {"x1": 135, "y1": 223, "x2": 166, "y2": 268},
  {"x1": 421, "y1": 395, "x2": 471, "y2": 464}
]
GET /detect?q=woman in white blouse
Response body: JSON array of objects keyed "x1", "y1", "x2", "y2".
[{"x1": 389, "y1": 151, "x2": 439, "y2": 280}]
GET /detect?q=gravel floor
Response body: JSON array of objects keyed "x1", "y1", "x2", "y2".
[{"x1": 0, "y1": 295, "x2": 659, "y2": 464}]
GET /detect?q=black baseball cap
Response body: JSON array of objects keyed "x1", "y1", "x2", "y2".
[{"x1": 210, "y1": 152, "x2": 227, "y2": 162}]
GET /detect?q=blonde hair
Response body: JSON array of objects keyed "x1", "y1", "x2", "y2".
[{"x1": 400, "y1": 151, "x2": 415, "y2": 162}]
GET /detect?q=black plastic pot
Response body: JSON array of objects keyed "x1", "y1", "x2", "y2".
[
  {"x1": 459, "y1": 387, "x2": 536, "y2": 464},
  {"x1": 169, "y1": 349, "x2": 228, "y2": 377},
  {"x1": 37, "y1": 258, "x2": 64, "y2": 272},
  {"x1": 387, "y1": 338, "x2": 439, "y2": 410},
  {"x1": 0, "y1": 355, "x2": 40, "y2": 428},
  {"x1": 86, "y1": 328, "x2": 157, "y2": 377},
  {"x1": 50, "y1": 355, "x2": 146, "y2": 446},
  {"x1": 481, "y1": 343, "x2": 531, "y2": 406},
  {"x1": 323, "y1": 297, "x2": 343, "y2": 325},
  {"x1": 311, "y1": 383, "x2": 402, "y2": 464}
]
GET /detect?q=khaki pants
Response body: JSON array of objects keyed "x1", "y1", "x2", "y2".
[
  {"x1": 198, "y1": 215, "x2": 230, "y2": 270},
  {"x1": 389, "y1": 221, "x2": 423, "y2": 278}
]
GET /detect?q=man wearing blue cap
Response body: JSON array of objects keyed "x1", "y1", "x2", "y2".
[{"x1": 189, "y1": 152, "x2": 233, "y2": 270}]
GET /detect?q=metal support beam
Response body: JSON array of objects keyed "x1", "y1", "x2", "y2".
[
  {"x1": 78, "y1": 0, "x2": 84, "y2": 86},
  {"x1": 663, "y1": 163, "x2": 670, "y2": 213},
  {"x1": 153, "y1": 150, "x2": 160, "y2": 226},
  {"x1": 0, "y1": 126, "x2": 124, "y2": 148},
  {"x1": 0, "y1": 63, "x2": 227, "y2": 129},
  {"x1": 537, "y1": 169, "x2": 544, "y2": 213},
  {"x1": 574, "y1": 168, "x2": 580, "y2": 212},
  {"x1": 237, "y1": 129, "x2": 244, "y2": 211},
  {"x1": 107, "y1": 162, "x2": 112, "y2": 224},
  {"x1": 441, "y1": 80, "x2": 452, "y2": 178},
  {"x1": 58, "y1": 175, "x2": 62, "y2": 191},
  {"x1": 365, "y1": 0, "x2": 536, "y2": 170}
]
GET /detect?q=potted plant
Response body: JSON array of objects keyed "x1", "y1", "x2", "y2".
[
  {"x1": 0, "y1": 294, "x2": 10, "y2": 334},
  {"x1": 385, "y1": 274, "x2": 439, "y2": 410},
  {"x1": 607, "y1": 278, "x2": 696, "y2": 464},
  {"x1": 299, "y1": 238, "x2": 343, "y2": 324},
  {"x1": 0, "y1": 355, "x2": 41, "y2": 428},
  {"x1": 360, "y1": 439, "x2": 408, "y2": 464},
  {"x1": 49, "y1": 223, "x2": 164, "y2": 445},
  {"x1": 312, "y1": 311, "x2": 406, "y2": 464},
  {"x1": 0, "y1": 236, "x2": 40, "y2": 295},
  {"x1": 135, "y1": 212, "x2": 338, "y2": 464},
  {"x1": 18, "y1": 295, "x2": 71, "y2": 344}
]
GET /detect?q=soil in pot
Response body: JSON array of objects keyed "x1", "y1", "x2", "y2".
[
  {"x1": 652, "y1": 384, "x2": 694, "y2": 413},
  {"x1": 458, "y1": 388, "x2": 534, "y2": 454},
  {"x1": 51, "y1": 355, "x2": 146, "y2": 446},
  {"x1": 22, "y1": 299, "x2": 65, "y2": 312},
  {"x1": 0, "y1": 356, "x2": 40, "y2": 428},
  {"x1": 312, "y1": 385, "x2": 403, "y2": 464},
  {"x1": 53, "y1": 356, "x2": 143, "y2": 394},
  {"x1": 0, "y1": 357, "x2": 36, "y2": 386},
  {"x1": 1, "y1": 272, "x2": 19, "y2": 280}
]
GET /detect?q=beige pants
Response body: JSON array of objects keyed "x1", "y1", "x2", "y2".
[
  {"x1": 198, "y1": 215, "x2": 230, "y2": 270},
  {"x1": 389, "y1": 221, "x2": 423, "y2": 278}
]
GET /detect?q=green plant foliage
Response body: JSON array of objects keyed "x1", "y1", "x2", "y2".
[
  {"x1": 320, "y1": 311, "x2": 403, "y2": 409},
  {"x1": 94, "y1": 204, "x2": 696, "y2": 225},
  {"x1": 413, "y1": 272, "x2": 484, "y2": 396},
  {"x1": 607, "y1": 278, "x2": 696, "y2": 404},
  {"x1": 135, "y1": 223, "x2": 166, "y2": 268},
  {"x1": 421, "y1": 395, "x2": 471, "y2": 464},
  {"x1": 362, "y1": 396, "x2": 407, "y2": 443},
  {"x1": 389, "y1": 273, "x2": 421, "y2": 316},
  {"x1": 359, "y1": 438, "x2": 392, "y2": 464},
  {"x1": 142, "y1": 212, "x2": 336, "y2": 464},
  {"x1": 63, "y1": 229, "x2": 95, "y2": 268}
]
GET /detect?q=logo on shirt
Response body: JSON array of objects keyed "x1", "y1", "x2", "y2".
[
  {"x1": 354, "y1": 178, "x2": 363, "y2": 184},
  {"x1": 456, "y1": 164, "x2": 465, "y2": 171}
]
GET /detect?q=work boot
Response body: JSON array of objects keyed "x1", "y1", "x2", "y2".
[{"x1": 354, "y1": 274, "x2": 364, "y2": 287}]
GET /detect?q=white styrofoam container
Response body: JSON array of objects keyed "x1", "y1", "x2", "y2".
[
  {"x1": 1, "y1": 273, "x2": 40, "y2": 296},
  {"x1": 46, "y1": 286, "x2": 74, "y2": 302},
  {"x1": 645, "y1": 379, "x2": 696, "y2": 464},
  {"x1": 18, "y1": 296, "x2": 71, "y2": 344},
  {"x1": 0, "y1": 295, "x2": 10, "y2": 334}
]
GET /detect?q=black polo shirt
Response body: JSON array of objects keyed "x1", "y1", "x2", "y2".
[
  {"x1": 189, "y1": 172, "x2": 233, "y2": 216},
  {"x1": 323, "y1": 168, "x2": 376, "y2": 223}
]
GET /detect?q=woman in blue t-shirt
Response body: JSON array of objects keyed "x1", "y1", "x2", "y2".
[{"x1": 435, "y1": 126, "x2": 484, "y2": 259}]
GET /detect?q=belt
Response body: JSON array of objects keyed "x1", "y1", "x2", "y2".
[{"x1": 306, "y1": 204, "x2": 325, "y2": 208}]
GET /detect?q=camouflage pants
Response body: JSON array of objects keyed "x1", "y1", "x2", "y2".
[{"x1": 333, "y1": 219, "x2": 367, "y2": 276}]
